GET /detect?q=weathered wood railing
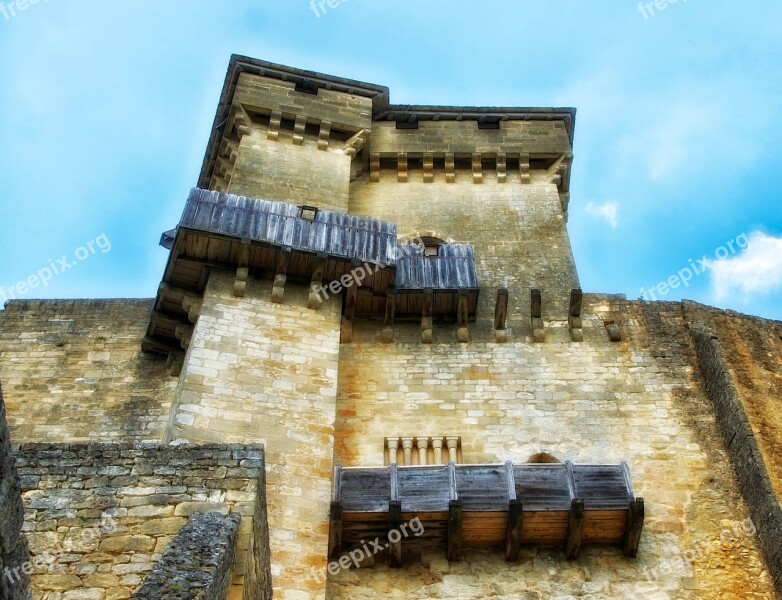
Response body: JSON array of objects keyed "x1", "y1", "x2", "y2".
[{"x1": 329, "y1": 461, "x2": 643, "y2": 566}]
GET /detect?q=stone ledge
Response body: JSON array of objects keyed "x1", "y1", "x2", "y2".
[
  {"x1": 690, "y1": 325, "x2": 782, "y2": 597},
  {"x1": 131, "y1": 512, "x2": 240, "y2": 600}
]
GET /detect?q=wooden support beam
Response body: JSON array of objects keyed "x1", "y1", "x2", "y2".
[
  {"x1": 569, "y1": 288, "x2": 583, "y2": 342},
  {"x1": 382, "y1": 291, "x2": 396, "y2": 343},
  {"x1": 142, "y1": 336, "x2": 179, "y2": 356},
  {"x1": 397, "y1": 153, "x2": 408, "y2": 183},
  {"x1": 421, "y1": 289, "x2": 434, "y2": 344},
  {"x1": 472, "y1": 152, "x2": 483, "y2": 184},
  {"x1": 293, "y1": 115, "x2": 307, "y2": 146},
  {"x1": 317, "y1": 120, "x2": 331, "y2": 150},
  {"x1": 445, "y1": 153, "x2": 455, "y2": 183},
  {"x1": 308, "y1": 255, "x2": 327, "y2": 309},
  {"x1": 565, "y1": 499, "x2": 585, "y2": 560},
  {"x1": 328, "y1": 501, "x2": 343, "y2": 559},
  {"x1": 423, "y1": 152, "x2": 434, "y2": 183},
  {"x1": 271, "y1": 249, "x2": 290, "y2": 304},
  {"x1": 494, "y1": 288, "x2": 509, "y2": 342},
  {"x1": 328, "y1": 465, "x2": 343, "y2": 558},
  {"x1": 496, "y1": 152, "x2": 507, "y2": 183},
  {"x1": 267, "y1": 110, "x2": 282, "y2": 141},
  {"x1": 370, "y1": 153, "x2": 381, "y2": 182},
  {"x1": 519, "y1": 153, "x2": 531, "y2": 184},
  {"x1": 457, "y1": 291, "x2": 470, "y2": 343},
  {"x1": 505, "y1": 500, "x2": 524, "y2": 561},
  {"x1": 448, "y1": 503, "x2": 463, "y2": 561},
  {"x1": 531, "y1": 289, "x2": 545, "y2": 343},
  {"x1": 340, "y1": 282, "x2": 357, "y2": 343},
  {"x1": 389, "y1": 463, "x2": 402, "y2": 568},
  {"x1": 624, "y1": 498, "x2": 645, "y2": 558}
]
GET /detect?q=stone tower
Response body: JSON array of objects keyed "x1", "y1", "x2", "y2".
[{"x1": 1, "y1": 56, "x2": 780, "y2": 599}]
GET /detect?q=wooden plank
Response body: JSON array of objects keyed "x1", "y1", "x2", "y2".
[
  {"x1": 333, "y1": 465, "x2": 342, "y2": 502},
  {"x1": 340, "y1": 278, "x2": 357, "y2": 343},
  {"x1": 505, "y1": 499, "x2": 524, "y2": 561},
  {"x1": 565, "y1": 498, "x2": 585, "y2": 560},
  {"x1": 494, "y1": 288, "x2": 509, "y2": 330},
  {"x1": 447, "y1": 500, "x2": 463, "y2": 561},
  {"x1": 623, "y1": 498, "x2": 644, "y2": 558},
  {"x1": 328, "y1": 501, "x2": 342, "y2": 559},
  {"x1": 389, "y1": 500, "x2": 402, "y2": 568},
  {"x1": 531, "y1": 288, "x2": 542, "y2": 319}
]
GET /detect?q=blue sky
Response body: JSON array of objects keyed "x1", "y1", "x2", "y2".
[{"x1": 1, "y1": 0, "x2": 781, "y2": 319}]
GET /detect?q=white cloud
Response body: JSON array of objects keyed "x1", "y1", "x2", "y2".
[
  {"x1": 585, "y1": 201, "x2": 619, "y2": 228},
  {"x1": 707, "y1": 232, "x2": 782, "y2": 301}
]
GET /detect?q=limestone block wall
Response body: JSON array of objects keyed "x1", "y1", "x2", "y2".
[
  {"x1": 328, "y1": 297, "x2": 776, "y2": 599},
  {"x1": 349, "y1": 173, "x2": 578, "y2": 329},
  {"x1": 131, "y1": 512, "x2": 242, "y2": 600},
  {"x1": 228, "y1": 130, "x2": 353, "y2": 212},
  {"x1": 168, "y1": 270, "x2": 343, "y2": 600},
  {"x1": 0, "y1": 301, "x2": 176, "y2": 443},
  {"x1": 15, "y1": 443, "x2": 270, "y2": 600},
  {"x1": 1, "y1": 385, "x2": 31, "y2": 600},
  {"x1": 224, "y1": 72, "x2": 373, "y2": 213}
]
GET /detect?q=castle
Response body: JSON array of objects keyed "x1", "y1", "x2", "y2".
[{"x1": 1, "y1": 55, "x2": 781, "y2": 599}]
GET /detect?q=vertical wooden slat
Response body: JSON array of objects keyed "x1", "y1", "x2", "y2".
[
  {"x1": 448, "y1": 500, "x2": 463, "y2": 562},
  {"x1": 624, "y1": 498, "x2": 645, "y2": 558},
  {"x1": 565, "y1": 460, "x2": 576, "y2": 500},
  {"x1": 505, "y1": 499, "x2": 524, "y2": 561},
  {"x1": 565, "y1": 498, "x2": 585, "y2": 560},
  {"x1": 389, "y1": 463, "x2": 402, "y2": 568}
]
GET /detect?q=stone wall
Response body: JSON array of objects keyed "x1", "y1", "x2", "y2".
[
  {"x1": 1, "y1": 384, "x2": 31, "y2": 600},
  {"x1": 167, "y1": 270, "x2": 343, "y2": 599},
  {"x1": 15, "y1": 443, "x2": 269, "y2": 600},
  {"x1": 687, "y1": 309, "x2": 782, "y2": 594},
  {"x1": 327, "y1": 297, "x2": 777, "y2": 599},
  {"x1": 131, "y1": 512, "x2": 241, "y2": 600},
  {"x1": 349, "y1": 171, "x2": 578, "y2": 324},
  {"x1": 0, "y1": 301, "x2": 176, "y2": 443}
]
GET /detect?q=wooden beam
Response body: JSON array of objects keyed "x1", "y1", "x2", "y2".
[
  {"x1": 565, "y1": 498, "x2": 585, "y2": 560},
  {"x1": 328, "y1": 501, "x2": 343, "y2": 559},
  {"x1": 421, "y1": 289, "x2": 433, "y2": 344},
  {"x1": 569, "y1": 288, "x2": 583, "y2": 342},
  {"x1": 271, "y1": 249, "x2": 290, "y2": 304},
  {"x1": 531, "y1": 289, "x2": 545, "y2": 343},
  {"x1": 340, "y1": 281, "x2": 357, "y2": 343},
  {"x1": 494, "y1": 288, "x2": 509, "y2": 328},
  {"x1": 389, "y1": 464, "x2": 402, "y2": 568},
  {"x1": 308, "y1": 255, "x2": 327, "y2": 309},
  {"x1": 505, "y1": 499, "x2": 524, "y2": 561},
  {"x1": 382, "y1": 291, "x2": 396, "y2": 343},
  {"x1": 141, "y1": 336, "x2": 178, "y2": 356},
  {"x1": 623, "y1": 498, "x2": 645, "y2": 558},
  {"x1": 448, "y1": 500, "x2": 463, "y2": 562},
  {"x1": 457, "y1": 292, "x2": 470, "y2": 343}
]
